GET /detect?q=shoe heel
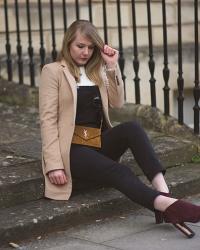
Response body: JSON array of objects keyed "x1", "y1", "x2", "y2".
[
  {"x1": 155, "y1": 210, "x2": 163, "y2": 224},
  {"x1": 173, "y1": 223, "x2": 195, "y2": 238},
  {"x1": 155, "y1": 192, "x2": 170, "y2": 224}
]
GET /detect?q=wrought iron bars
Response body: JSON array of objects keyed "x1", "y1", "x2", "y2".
[
  {"x1": 177, "y1": 0, "x2": 184, "y2": 124},
  {"x1": 4, "y1": 0, "x2": 12, "y2": 81},
  {"x1": 62, "y1": 0, "x2": 67, "y2": 33},
  {"x1": 162, "y1": 0, "x2": 170, "y2": 115},
  {"x1": 15, "y1": 0, "x2": 24, "y2": 84},
  {"x1": 38, "y1": 0, "x2": 46, "y2": 70},
  {"x1": 26, "y1": 0, "x2": 35, "y2": 87},
  {"x1": 116, "y1": 0, "x2": 126, "y2": 100},
  {"x1": 75, "y1": 0, "x2": 80, "y2": 20},
  {"x1": 131, "y1": 0, "x2": 140, "y2": 104},
  {"x1": 50, "y1": 0, "x2": 57, "y2": 61},
  {"x1": 147, "y1": 0, "x2": 156, "y2": 107},
  {"x1": 102, "y1": 0, "x2": 108, "y2": 44},
  {"x1": 193, "y1": 0, "x2": 200, "y2": 134},
  {"x1": 88, "y1": 0, "x2": 92, "y2": 23}
]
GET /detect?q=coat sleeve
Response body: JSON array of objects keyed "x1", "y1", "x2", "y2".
[
  {"x1": 39, "y1": 65, "x2": 64, "y2": 174},
  {"x1": 104, "y1": 64, "x2": 125, "y2": 108}
]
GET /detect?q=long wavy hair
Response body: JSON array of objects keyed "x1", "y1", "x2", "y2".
[{"x1": 57, "y1": 20, "x2": 105, "y2": 85}]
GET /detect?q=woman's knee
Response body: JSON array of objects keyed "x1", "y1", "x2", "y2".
[
  {"x1": 104, "y1": 162, "x2": 135, "y2": 184},
  {"x1": 121, "y1": 121, "x2": 144, "y2": 136}
]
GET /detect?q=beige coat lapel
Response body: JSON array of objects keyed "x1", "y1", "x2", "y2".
[{"x1": 60, "y1": 60, "x2": 77, "y2": 122}]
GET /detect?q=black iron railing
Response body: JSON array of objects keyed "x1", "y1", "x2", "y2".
[
  {"x1": 162, "y1": 0, "x2": 170, "y2": 116},
  {"x1": 131, "y1": 0, "x2": 140, "y2": 105},
  {"x1": 147, "y1": 0, "x2": 156, "y2": 108},
  {"x1": 4, "y1": 0, "x2": 12, "y2": 82},
  {"x1": 1, "y1": 0, "x2": 200, "y2": 134},
  {"x1": 15, "y1": 0, "x2": 23, "y2": 84},
  {"x1": 194, "y1": 0, "x2": 200, "y2": 134},
  {"x1": 177, "y1": 0, "x2": 184, "y2": 125},
  {"x1": 38, "y1": 0, "x2": 46, "y2": 70}
]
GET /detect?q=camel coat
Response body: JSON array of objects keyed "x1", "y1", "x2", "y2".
[{"x1": 39, "y1": 60, "x2": 124, "y2": 200}]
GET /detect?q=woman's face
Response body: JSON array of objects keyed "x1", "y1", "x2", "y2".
[{"x1": 69, "y1": 32, "x2": 95, "y2": 66}]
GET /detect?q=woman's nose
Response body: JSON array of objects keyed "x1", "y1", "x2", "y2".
[{"x1": 83, "y1": 47, "x2": 89, "y2": 55}]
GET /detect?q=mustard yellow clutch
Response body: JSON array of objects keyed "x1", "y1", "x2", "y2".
[{"x1": 72, "y1": 125, "x2": 101, "y2": 148}]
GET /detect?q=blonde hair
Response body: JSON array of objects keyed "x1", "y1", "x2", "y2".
[{"x1": 57, "y1": 20, "x2": 105, "y2": 85}]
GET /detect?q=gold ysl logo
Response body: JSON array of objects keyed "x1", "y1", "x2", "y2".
[{"x1": 83, "y1": 129, "x2": 88, "y2": 138}]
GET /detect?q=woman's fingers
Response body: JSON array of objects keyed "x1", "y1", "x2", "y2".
[
  {"x1": 48, "y1": 172, "x2": 54, "y2": 184},
  {"x1": 59, "y1": 174, "x2": 67, "y2": 185},
  {"x1": 62, "y1": 172, "x2": 68, "y2": 183},
  {"x1": 101, "y1": 45, "x2": 119, "y2": 67},
  {"x1": 103, "y1": 45, "x2": 117, "y2": 56},
  {"x1": 48, "y1": 169, "x2": 67, "y2": 185}
]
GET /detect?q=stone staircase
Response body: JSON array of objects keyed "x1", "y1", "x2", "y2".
[{"x1": 0, "y1": 102, "x2": 199, "y2": 246}]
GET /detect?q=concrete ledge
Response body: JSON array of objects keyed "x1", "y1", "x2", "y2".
[
  {"x1": 0, "y1": 163, "x2": 200, "y2": 246},
  {"x1": 122, "y1": 131, "x2": 196, "y2": 174},
  {"x1": 0, "y1": 131, "x2": 197, "y2": 209},
  {"x1": 109, "y1": 103, "x2": 199, "y2": 142},
  {"x1": 0, "y1": 79, "x2": 38, "y2": 107},
  {"x1": 0, "y1": 161, "x2": 44, "y2": 209}
]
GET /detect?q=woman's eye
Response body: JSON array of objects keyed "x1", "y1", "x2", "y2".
[{"x1": 77, "y1": 45, "x2": 94, "y2": 50}]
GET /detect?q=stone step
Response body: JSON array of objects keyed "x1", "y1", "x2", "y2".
[
  {"x1": 0, "y1": 163, "x2": 200, "y2": 246},
  {"x1": 0, "y1": 131, "x2": 197, "y2": 209},
  {"x1": 0, "y1": 160, "x2": 100, "y2": 209},
  {"x1": 0, "y1": 161, "x2": 43, "y2": 209}
]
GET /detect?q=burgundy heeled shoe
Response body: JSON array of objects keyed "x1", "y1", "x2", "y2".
[
  {"x1": 155, "y1": 192, "x2": 196, "y2": 238},
  {"x1": 163, "y1": 199, "x2": 200, "y2": 224}
]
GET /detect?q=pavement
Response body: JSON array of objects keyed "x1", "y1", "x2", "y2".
[
  {"x1": 0, "y1": 101, "x2": 200, "y2": 249},
  {"x1": 3, "y1": 193, "x2": 200, "y2": 250}
]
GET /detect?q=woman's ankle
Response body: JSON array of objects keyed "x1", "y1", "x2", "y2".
[
  {"x1": 151, "y1": 173, "x2": 169, "y2": 193},
  {"x1": 154, "y1": 195, "x2": 177, "y2": 212}
]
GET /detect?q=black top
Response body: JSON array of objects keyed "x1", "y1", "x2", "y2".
[{"x1": 75, "y1": 86, "x2": 104, "y2": 128}]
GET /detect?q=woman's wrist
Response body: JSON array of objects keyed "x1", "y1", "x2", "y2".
[{"x1": 105, "y1": 63, "x2": 117, "y2": 71}]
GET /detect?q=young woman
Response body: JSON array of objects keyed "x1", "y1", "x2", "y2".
[{"x1": 39, "y1": 20, "x2": 200, "y2": 238}]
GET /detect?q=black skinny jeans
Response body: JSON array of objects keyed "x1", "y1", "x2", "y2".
[{"x1": 70, "y1": 121, "x2": 165, "y2": 211}]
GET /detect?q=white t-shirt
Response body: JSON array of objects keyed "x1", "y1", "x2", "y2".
[{"x1": 77, "y1": 67, "x2": 96, "y2": 86}]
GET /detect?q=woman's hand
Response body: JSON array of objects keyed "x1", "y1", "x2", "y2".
[
  {"x1": 100, "y1": 45, "x2": 119, "y2": 69},
  {"x1": 47, "y1": 169, "x2": 67, "y2": 185}
]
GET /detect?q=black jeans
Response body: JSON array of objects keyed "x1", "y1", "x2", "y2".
[{"x1": 70, "y1": 121, "x2": 165, "y2": 211}]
